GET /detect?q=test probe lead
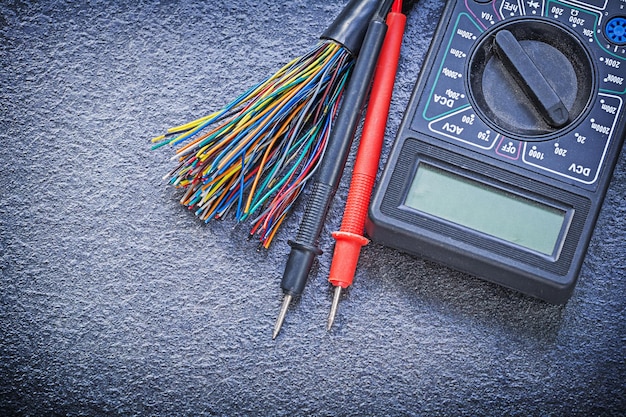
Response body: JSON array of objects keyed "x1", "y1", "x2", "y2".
[
  {"x1": 327, "y1": 0, "x2": 406, "y2": 330},
  {"x1": 273, "y1": 0, "x2": 395, "y2": 339},
  {"x1": 327, "y1": 285, "x2": 343, "y2": 331},
  {"x1": 273, "y1": 294, "x2": 293, "y2": 340}
]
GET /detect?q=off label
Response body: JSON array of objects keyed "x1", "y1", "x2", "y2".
[{"x1": 496, "y1": 137, "x2": 522, "y2": 160}]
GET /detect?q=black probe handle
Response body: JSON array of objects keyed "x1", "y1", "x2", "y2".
[{"x1": 281, "y1": 17, "x2": 389, "y2": 297}]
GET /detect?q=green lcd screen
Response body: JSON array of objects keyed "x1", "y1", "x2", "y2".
[{"x1": 404, "y1": 164, "x2": 567, "y2": 256}]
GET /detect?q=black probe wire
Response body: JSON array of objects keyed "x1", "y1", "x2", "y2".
[{"x1": 273, "y1": 0, "x2": 395, "y2": 339}]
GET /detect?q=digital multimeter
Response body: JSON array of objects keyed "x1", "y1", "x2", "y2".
[{"x1": 367, "y1": 0, "x2": 626, "y2": 303}]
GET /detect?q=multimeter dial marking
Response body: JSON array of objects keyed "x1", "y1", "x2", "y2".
[
  {"x1": 414, "y1": 0, "x2": 626, "y2": 189},
  {"x1": 467, "y1": 19, "x2": 595, "y2": 141},
  {"x1": 521, "y1": 92, "x2": 623, "y2": 184},
  {"x1": 419, "y1": 13, "x2": 480, "y2": 122}
]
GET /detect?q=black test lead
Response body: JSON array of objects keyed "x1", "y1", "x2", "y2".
[{"x1": 273, "y1": 0, "x2": 395, "y2": 339}]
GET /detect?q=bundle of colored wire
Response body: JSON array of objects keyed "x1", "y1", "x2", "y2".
[
  {"x1": 151, "y1": 0, "x2": 382, "y2": 247},
  {"x1": 151, "y1": 41, "x2": 353, "y2": 247}
]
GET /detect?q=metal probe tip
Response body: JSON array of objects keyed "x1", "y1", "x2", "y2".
[
  {"x1": 272, "y1": 294, "x2": 292, "y2": 339},
  {"x1": 327, "y1": 286, "x2": 343, "y2": 331}
]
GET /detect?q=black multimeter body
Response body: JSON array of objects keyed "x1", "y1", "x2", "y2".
[{"x1": 367, "y1": 0, "x2": 626, "y2": 303}]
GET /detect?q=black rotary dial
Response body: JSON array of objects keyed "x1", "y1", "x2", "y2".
[{"x1": 467, "y1": 19, "x2": 595, "y2": 141}]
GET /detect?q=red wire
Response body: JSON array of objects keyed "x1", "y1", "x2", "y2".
[
  {"x1": 392, "y1": 0, "x2": 402, "y2": 14},
  {"x1": 328, "y1": 1, "x2": 407, "y2": 289}
]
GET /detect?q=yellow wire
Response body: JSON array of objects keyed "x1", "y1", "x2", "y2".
[{"x1": 167, "y1": 111, "x2": 220, "y2": 133}]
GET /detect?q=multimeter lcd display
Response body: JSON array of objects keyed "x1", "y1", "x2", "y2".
[{"x1": 404, "y1": 163, "x2": 567, "y2": 256}]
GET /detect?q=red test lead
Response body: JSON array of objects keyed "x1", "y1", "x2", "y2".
[{"x1": 327, "y1": 0, "x2": 406, "y2": 330}]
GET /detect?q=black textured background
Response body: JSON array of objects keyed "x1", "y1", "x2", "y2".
[{"x1": 1, "y1": 0, "x2": 625, "y2": 416}]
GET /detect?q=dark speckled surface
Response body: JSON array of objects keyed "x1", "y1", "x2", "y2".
[{"x1": 1, "y1": 0, "x2": 625, "y2": 415}]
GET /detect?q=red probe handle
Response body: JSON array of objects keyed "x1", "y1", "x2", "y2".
[{"x1": 329, "y1": 10, "x2": 406, "y2": 289}]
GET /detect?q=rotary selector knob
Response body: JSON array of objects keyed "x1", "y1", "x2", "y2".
[{"x1": 467, "y1": 19, "x2": 595, "y2": 141}]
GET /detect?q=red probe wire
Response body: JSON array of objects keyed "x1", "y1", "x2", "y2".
[
  {"x1": 392, "y1": 0, "x2": 402, "y2": 13},
  {"x1": 327, "y1": 0, "x2": 406, "y2": 330}
]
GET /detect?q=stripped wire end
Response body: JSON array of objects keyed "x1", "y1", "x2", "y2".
[{"x1": 152, "y1": 41, "x2": 354, "y2": 247}]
